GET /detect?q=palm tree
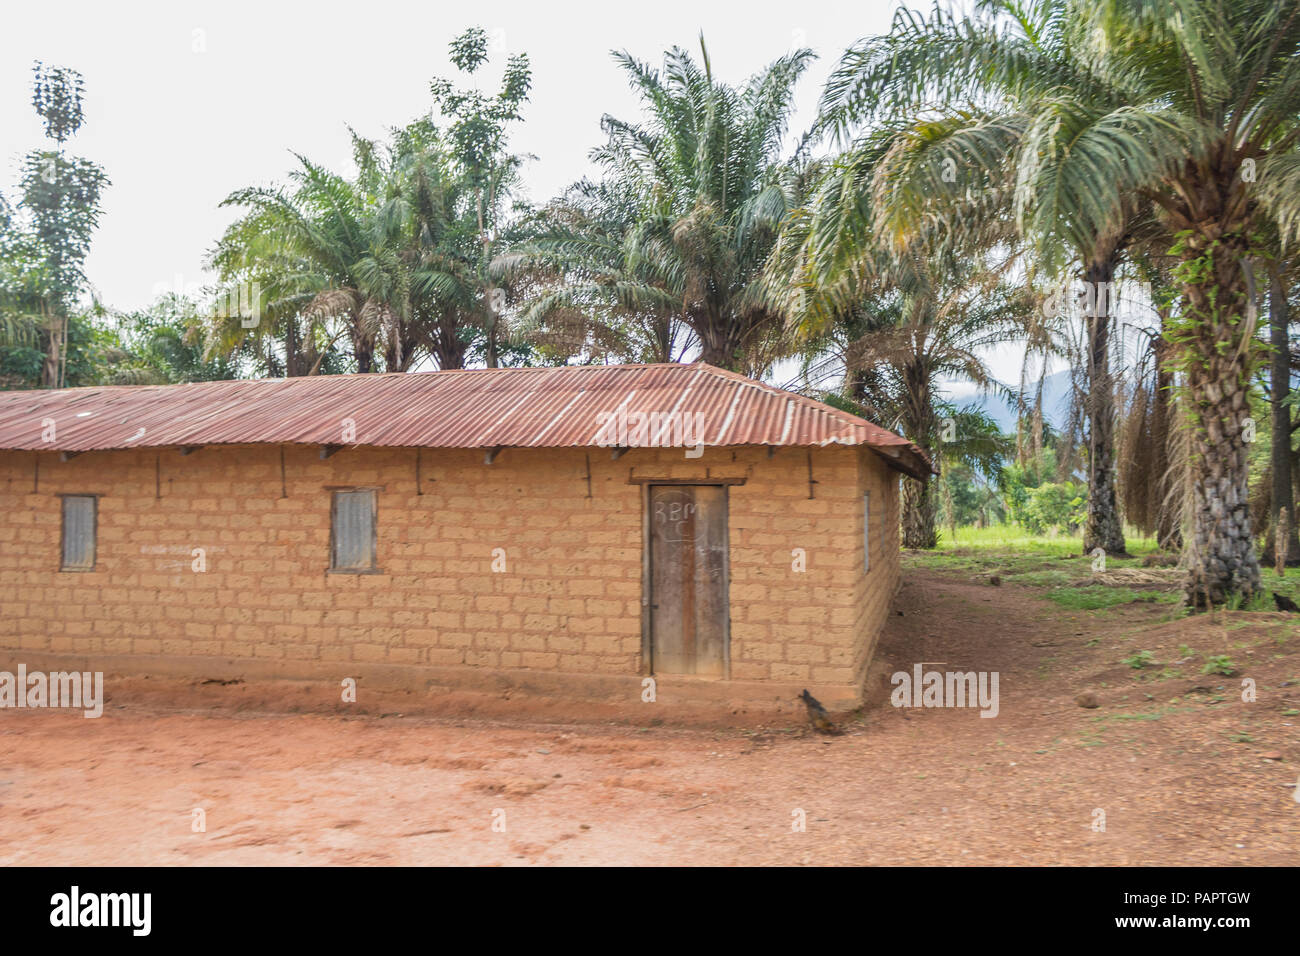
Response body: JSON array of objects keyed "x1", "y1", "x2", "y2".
[
  {"x1": 817, "y1": 0, "x2": 1300, "y2": 602},
  {"x1": 933, "y1": 408, "x2": 1014, "y2": 539},
  {"x1": 502, "y1": 36, "x2": 814, "y2": 374},
  {"x1": 209, "y1": 121, "x2": 498, "y2": 375},
  {"x1": 357, "y1": 119, "x2": 485, "y2": 371},
  {"x1": 791, "y1": 243, "x2": 1033, "y2": 547},
  {"x1": 1071, "y1": 0, "x2": 1300, "y2": 606},
  {"x1": 814, "y1": 0, "x2": 1187, "y2": 556},
  {"x1": 496, "y1": 176, "x2": 694, "y2": 364},
  {"x1": 1265, "y1": 246, "x2": 1300, "y2": 563},
  {"x1": 209, "y1": 148, "x2": 392, "y2": 374}
]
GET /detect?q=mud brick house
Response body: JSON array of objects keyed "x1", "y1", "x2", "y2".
[{"x1": 0, "y1": 363, "x2": 930, "y2": 708}]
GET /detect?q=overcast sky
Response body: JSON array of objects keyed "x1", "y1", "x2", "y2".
[
  {"x1": 3, "y1": 0, "x2": 910, "y2": 307},
  {"x1": 3, "y1": 0, "x2": 1052, "y2": 394}
]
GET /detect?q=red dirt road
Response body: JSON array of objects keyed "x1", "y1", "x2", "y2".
[{"x1": 2, "y1": 567, "x2": 1297, "y2": 865}]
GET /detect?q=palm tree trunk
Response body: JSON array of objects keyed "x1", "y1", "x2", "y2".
[
  {"x1": 1178, "y1": 230, "x2": 1262, "y2": 608},
  {"x1": 1269, "y1": 263, "x2": 1299, "y2": 563},
  {"x1": 901, "y1": 473, "x2": 938, "y2": 549},
  {"x1": 942, "y1": 472, "x2": 957, "y2": 540},
  {"x1": 651, "y1": 315, "x2": 673, "y2": 363},
  {"x1": 352, "y1": 330, "x2": 374, "y2": 373},
  {"x1": 1152, "y1": 326, "x2": 1182, "y2": 551},
  {"x1": 432, "y1": 311, "x2": 468, "y2": 370},
  {"x1": 285, "y1": 319, "x2": 302, "y2": 377},
  {"x1": 697, "y1": 311, "x2": 745, "y2": 370},
  {"x1": 1081, "y1": 259, "x2": 1127, "y2": 556},
  {"x1": 698, "y1": 341, "x2": 737, "y2": 369},
  {"x1": 900, "y1": 367, "x2": 937, "y2": 548}
]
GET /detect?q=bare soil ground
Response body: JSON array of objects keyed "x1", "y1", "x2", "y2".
[{"x1": 2, "y1": 560, "x2": 1298, "y2": 865}]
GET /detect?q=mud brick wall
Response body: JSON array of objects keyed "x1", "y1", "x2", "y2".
[
  {"x1": 853, "y1": 446, "x2": 902, "y2": 689},
  {"x1": 0, "y1": 443, "x2": 901, "y2": 699}
]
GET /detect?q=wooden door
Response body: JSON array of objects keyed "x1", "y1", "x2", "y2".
[{"x1": 647, "y1": 485, "x2": 729, "y2": 676}]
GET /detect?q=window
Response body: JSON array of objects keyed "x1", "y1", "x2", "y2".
[
  {"x1": 863, "y1": 491, "x2": 871, "y2": 574},
  {"x1": 330, "y1": 489, "x2": 377, "y2": 572},
  {"x1": 61, "y1": 495, "x2": 97, "y2": 571}
]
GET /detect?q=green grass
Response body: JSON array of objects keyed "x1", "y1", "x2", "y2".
[
  {"x1": 937, "y1": 525, "x2": 1159, "y2": 555},
  {"x1": 1045, "y1": 586, "x2": 1180, "y2": 610},
  {"x1": 909, "y1": 526, "x2": 1300, "y2": 611},
  {"x1": 1250, "y1": 568, "x2": 1300, "y2": 606}
]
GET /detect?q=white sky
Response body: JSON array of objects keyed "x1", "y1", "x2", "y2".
[{"x1": 4, "y1": 0, "x2": 1043, "y2": 390}]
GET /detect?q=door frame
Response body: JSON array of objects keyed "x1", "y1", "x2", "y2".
[{"x1": 639, "y1": 481, "x2": 733, "y2": 679}]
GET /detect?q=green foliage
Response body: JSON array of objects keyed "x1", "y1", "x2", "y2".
[
  {"x1": 1122, "y1": 650, "x2": 1154, "y2": 670},
  {"x1": 1015, "y1": 480, "x2": 1086, "y2": 536},
  {"x1": 0, "y1": 62, "x2": 109, "y2": 389},
  {"x1": 0, "y1": 311, "x2": 116, "y2": 389},
  {"x1": 1222, "y1": 590, "x2": 1275, "y2": 612},
  {"x1": 500, "y1": 36, "x2": 815, "y2": 372},
  {"x1": 931, "y1": 407, "x2": 1013, "y2": 529},
  {"x1": 432, "y1": 28, "x2": 532, "y2": 183},
  {"x1": 30, "y1": 62, "x2": 85, "y2": 144},
  {"x1": 0, "y1": 344, "x2": 44, "y2": 384},
  {"x1": 998, "y1": 426, "x2": 1086, "y2": 534},
  {"x1": 105, "y1": 295, "x2": 243, "y2": 384},
  {"x1": 211, "y1": 30, "x2": 538, "y2": 376},
  {"x1": 940, "y1": 459, "x2": 1007, "y2": 528},
  {"x1": 1201, "y1": 655, "x2": 1238, "y2": 676}
]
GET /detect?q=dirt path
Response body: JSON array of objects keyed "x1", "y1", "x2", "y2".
[{"x1": 2, "y1": 568, "x2": 1297, "y2": 865}]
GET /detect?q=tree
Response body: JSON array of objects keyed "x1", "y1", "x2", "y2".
[
  {"x1": 766, "y1": 120, "x2": 1032, "y2": 547},
  {"x1": 429, "y1": 27, "x2": 533, "y2": 368},
  {"x1": 1080, "y1": 0, "x2": 1300, "y2": 606},
  {"x1": 940, "y1": 456, "x2": 1010, "y2": 531},
  {"x1": 209, "y1": 27, "x2": 535, "y2": 378},
  {"x1": 503, "y1": 36, "x2": 814, "y2": 374},
  {"x1": 1265, "y1": 248, "x2": 1300, "y2": 563},
  {"x1": 932, "y1": 408, "x2": 1011, "y2": 538},
  {"x1": 209, "y1": 116, "x2": 504, "y2": 376},
  {"x1": 497, "y1": 176, "x2": 695, "y2": 364},
  {"x1": 0, "y1": 63, "x2": 109, "y2": 388},
  {"x1": 814, "y1": 0, "x2": 1185, "y2": 556},
  {"x1": 104, "y1": 294, "x2": 245, "y2": 384},
  {"x1": 210, "y1": 146, "x2": 391, "y2": 375},
  {"x1": 818, "y1": 0, "x2": 1300, "y2": 604},
  {"x1": 792, "y1": 243, "x2": 1031, "y2": 547}
]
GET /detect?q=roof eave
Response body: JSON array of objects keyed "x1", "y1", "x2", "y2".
[{"x1": 865, "y1": 444, "x2": 935, "y2": 482}]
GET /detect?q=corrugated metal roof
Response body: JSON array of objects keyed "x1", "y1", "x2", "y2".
[{"x1": 0, "y1": 363, "x2": 933, "y2": 478}]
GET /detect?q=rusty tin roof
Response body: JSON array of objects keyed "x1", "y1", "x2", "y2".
[{"x1": 0, "y1": 363, "x2": 933, "y2": 478}]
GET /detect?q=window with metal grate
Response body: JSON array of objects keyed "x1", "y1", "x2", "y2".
[
  {"x1": 61, "y1": 495, "x2": 97, "y2": 571},
  {"x1": 330, "y1": 489, "x2": 377, "y2": 572}
]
